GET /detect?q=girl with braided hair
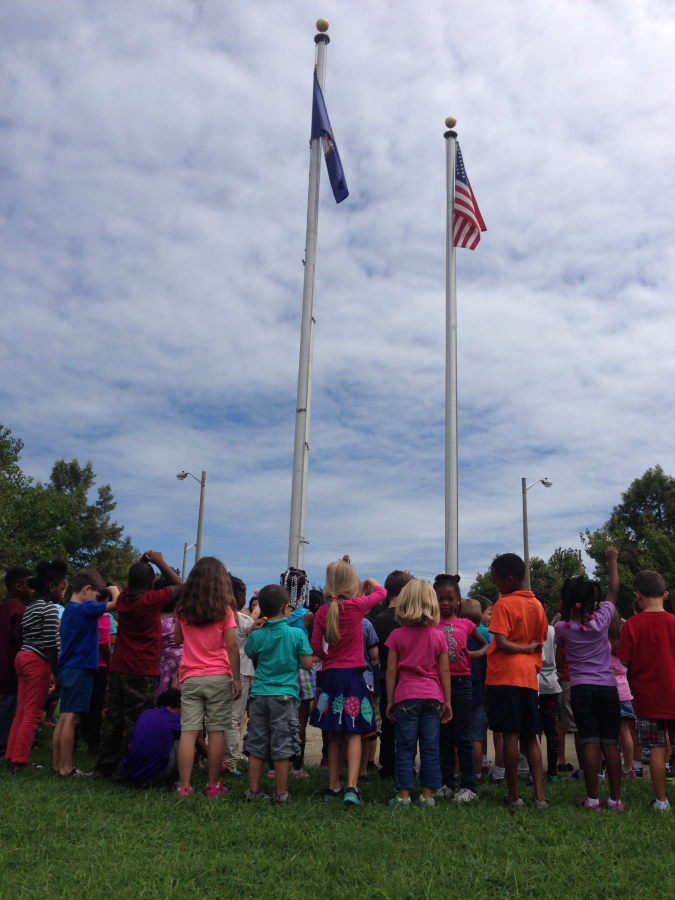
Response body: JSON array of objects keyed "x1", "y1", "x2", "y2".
[
  {"x1": 554, "y1": 547, "x2": 624, "y2": 811},
  {"x1": 281, "y1": 567, "x2": 315, "y2": 778}
]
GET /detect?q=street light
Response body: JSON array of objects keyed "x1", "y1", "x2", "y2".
[
  {"x1": 177, "y1": 470, "x2": 206, "y2": 564},
  {"x1": 522, "y1": 477, "x2": 553, "y2": 590},
  {"x1": 181, "y1": 542, "x2": 196, "y2": 581}
]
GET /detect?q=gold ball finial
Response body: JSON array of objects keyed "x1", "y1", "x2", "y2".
[
  {"x1": 445, "y1": 116, "x2": 457, "y2": 129},
  {"x1": 316, "y1": 18, "x2": 329, "y2": 33}
]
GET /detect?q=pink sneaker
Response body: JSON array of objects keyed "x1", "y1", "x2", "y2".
[
  {"x1": 266, "y1": 771, "x2": 276, "y2": 779},
  {"x1": 176, "y1": 785, "x2": 193, "y2": 797},
  {"x1": 605, "y1": 799, "x2": 625, "y2": 812},
  {"x1": 205, "y1": 782, "x2": 227, "y2": 798},
  {"x1": 292, "y1": 769, "x2": 310, "y2": 779},
  {"x1": 575, "y1": 796, "x2": 602, "y2": 811},
  {"x1": 621, "y1": 769, "x2": 636, "y2": 779}
]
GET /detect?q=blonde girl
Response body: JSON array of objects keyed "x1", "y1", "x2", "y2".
[{"x1": 309, "y1": 558, "x2": 386, "y2": 805}]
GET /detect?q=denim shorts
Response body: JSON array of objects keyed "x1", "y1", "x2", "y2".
[
  {"x1": 244, "y1": 695, "x2": 301, "y2": 761},
  {"x1": 619, "y1": 700, "x2": 636, "y2": 721},
  {"x1": 570, "y1": 684, "x2": 620, "y2": 745},
  {"x1": 470, "y1": 703, "x2": 487, "y2": 742},
  {"x1": 59, "y1": 667, "x2": 95, "y2": 714}
]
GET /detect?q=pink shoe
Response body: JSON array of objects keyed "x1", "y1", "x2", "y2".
[
  {"x1": 605, "y1": 799, "x2": 625, "y2": 812},
  {"x1": 205, "y1": 782, "x2": 227, "y2": 798},
  {"x1": 266, "y1": 771, "x2": 276, "y2": 779},
  {"x1": 575, "y1": 796, "x2": 602, "y2": 811},
  {"x1": 176, "y1": 785, "x2": 193, "y2": 797},
  {"x1": 292, "y1": 769, "x2": 309, "y2": 779},
  {"x1": 621, "y1": 769, "x2": 636, "y2": 779}
]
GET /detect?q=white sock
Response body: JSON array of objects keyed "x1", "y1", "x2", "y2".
[
  {"x1": 606, "y1": 797, "x2": 620, "y2": 807},
  {"x1": 587, "y1": 796, "x2": 600, "y2": 806},
  {"x1": 492, "y1": 766, "x2": 505, "y2": 778},
  {"x1": 633, "y1": 761, "x2": 643, "y2": 770},
  {"x1": 654, "y1": 798, "x2": 669, "y2": 810},
  {"x1": 482, "y1": 755, "x2": 489, "y2": 766}
]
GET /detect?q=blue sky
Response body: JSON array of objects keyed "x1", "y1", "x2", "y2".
[{"x1": 1, "y1": 1, "x2": 674, "y2": 593}]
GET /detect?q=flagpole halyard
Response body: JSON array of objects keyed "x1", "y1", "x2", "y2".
[
  {"x1": 444, "y1": 118, "x2": 459, "y2": 576},
  {"x1": 288, "y1": 22, "x2": 330, "y2": 569}
]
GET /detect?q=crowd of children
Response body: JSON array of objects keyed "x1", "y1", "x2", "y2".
[{"x1": 2, "y1": 544, "x2": 675, "y2": 812}]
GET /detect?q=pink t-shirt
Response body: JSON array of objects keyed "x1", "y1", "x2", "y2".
[
  {"x1": 311, "y1": 586, "x2": 387, "y2": 671},
  {"x1": 178, "y1": 609, "x2": 236, "y2": 683},
  {"x1": 385, "y1": 625, "x2": 448, "y2": 703},
  {"x1": 436, "y1": 617, "x2": 474, "y2": 676},
  {"x1": 97, "y1": 614, "x2": 111, "y2": 669},
  {"x1": 610, "y1": 648, "x2": 632, "y2": 702}
]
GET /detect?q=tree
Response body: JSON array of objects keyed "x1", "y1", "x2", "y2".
[{"x1": 467, "y1": 569, "x2": 498, "y2": 603}]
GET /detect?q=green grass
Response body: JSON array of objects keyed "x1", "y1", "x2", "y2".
[{"x1": 2, "y1": 734, "x2": 675, "y2": 899}]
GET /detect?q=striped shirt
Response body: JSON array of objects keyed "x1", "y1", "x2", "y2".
[{"x1": 20, "y1": 598, "x2": 60, "y2": 660}]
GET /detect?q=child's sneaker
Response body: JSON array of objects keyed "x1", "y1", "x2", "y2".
[
  {"x1": 651, "y1": 798, "x2": 671, "y2": 812},
  {"x1": 323, "y1": 787, "x2": 344, "y2": 802},
  {"x1": 266, "y1": 770, "x2": 276, "y2": 779},
  {"x1": 176, "y1": 785, "x2": 193, "y2": 797},
  {"x1": 547, "y1": 775, "x2": 559, "y2": 784},
  {"x1": 532, "y1": 798, "x2": 550, "y2": 810},
  {"x1": 502, "y1": 796, "x2": 527, "y2": 809},
  {"x1": 571, "y1": 769, "x2": 584, "y2": 780},
  {"x1": 481, "y1": 760, "x2": 492, "y2": 774},
  {"x1": 575, "y1": 796, "x2": 602, "y2": 811},
  {"x1": 245, "y1": 788, "x2": 270, "y2": 802},
  {"x1": 292, "y1": 769, "x2": 309, "y2": 779},
  {"x1": 621, "y1": 769, "x2": 636, "y2": 780},
  {"x1": 415, "y1": 797, "x2": 435, "y2": 808},
  {"x1": 342, "y1": 786, "x2": 362, "y2": 805},
  {"x1": 488, "y1": 773, "x2": 505, "y2": 786},
  {"x1": 454, "y1": 788, "x2": 478, "y2": 803},
  {"x1": 205, "y1": 782, "x2": 227, "y2": 798},
  {"x1": 273, "y1": 790, "x2": 291, "y2": 803},
  {"x1": 558, "y1": 762, "x2": 574, "y2": 773},
  {"x1": 605, "y1": 798, "x2": 625, "y2": 812},
  {"x1": 388, "y1": 795, "x2": 412, "y2": 807},
  {"x1": 434, "y1": 785, "x2": 455, "y2": 799}
]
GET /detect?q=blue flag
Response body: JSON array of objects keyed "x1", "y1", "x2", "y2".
[{"x1": 311, "y1": 73, "x2": 349, "y2": 204}]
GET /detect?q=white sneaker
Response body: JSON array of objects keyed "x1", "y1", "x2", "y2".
[
  {"x1": 454, "y1": 788, "x2": 478, "y2": 803},
  {"x1": 434, "y1": 786, "x2": 455, "y2": 799}
]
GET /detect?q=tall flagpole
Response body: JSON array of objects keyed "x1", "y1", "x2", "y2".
[
  {"x1": 444, "y1": 116, "x2": 458, "y2": 575},
  {"x1": 288, "y1": 19, "x2": 330, "y2": 569}
]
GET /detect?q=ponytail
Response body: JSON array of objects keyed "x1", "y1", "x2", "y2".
[{"x1": 325, "y1": 597, "x2": 342, "y2": 645}]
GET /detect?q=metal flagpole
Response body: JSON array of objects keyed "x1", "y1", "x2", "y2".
[
  {"x1": 288, "y1": 19, "x2": 330, "y2": 569},
  {"x1": 444, "y1": 116, "x2": 458, "y2": 575}
]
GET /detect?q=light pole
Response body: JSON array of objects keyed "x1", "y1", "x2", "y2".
[
  {"x1": 181, "y1": 542, "x2": 196, "y2": 580},
  {"x1": 522, "y1": 477, "x2": 553, "y2": 590},
  {"x1": 177, "y1": 471, "x2": 206, "y2": 563}
]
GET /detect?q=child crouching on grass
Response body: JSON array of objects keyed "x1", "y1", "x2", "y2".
[
  {"x1": 385, "y1": 579, "x2": 452, "y2": 808},
  {"x1": 243, "y1": 584, "x2": 314, "y2": 803}
]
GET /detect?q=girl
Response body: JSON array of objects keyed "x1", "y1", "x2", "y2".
[
  {"x1": 385, "y1": 580, "x2": 452, "y2": 807},
  {"x1": 158, "y1": 594, "x2": 182, "y2": 697},
  {"x1": 554, "y1": 546, "x2": 623, "y2": 811},
  {"x1": 433, "y1": 574, "x2": 487, "y2": 802},
  {"x1": 282, "y1": 567, "x2": 315, "y2": 779},
  {"x1": 608, "y1": 610, "x2": 636, "y2": 778},
  {"x1": 538, "y1": 608, "x2": 562, "y2": 783},
  {"x1": 310, "y1": 558, "x2": 386, "y2": 805},
  {"x1": 173, "y1": 557, "x2": 241, "y2": 797}
]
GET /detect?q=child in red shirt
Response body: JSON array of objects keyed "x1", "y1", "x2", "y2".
[{"x1": 618, "y1": 569, "x2": 675, "y2": 811}]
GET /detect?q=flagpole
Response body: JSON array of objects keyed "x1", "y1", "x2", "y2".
[
  {"x1": 288, "y1": 19, "x2": 330, "y2": 569},
  {"x1": 444, "y1": 116, "x2": 458, "y2": 575}
]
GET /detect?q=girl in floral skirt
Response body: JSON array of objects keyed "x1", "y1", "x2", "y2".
[{"x1": 310, "y1": 558, "x2": 385, "y2": 805}]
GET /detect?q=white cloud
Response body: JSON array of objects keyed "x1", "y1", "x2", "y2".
[{"x1": 1, "y1": 0, "x2": 674, "y2": 591}]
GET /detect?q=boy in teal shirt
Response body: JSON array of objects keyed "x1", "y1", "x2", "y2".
[{"x1": 244, "y1": 584, "x2": 313, "y2": 803}]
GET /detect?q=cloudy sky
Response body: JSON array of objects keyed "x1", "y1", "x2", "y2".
[{"x1": 1, "y1": 0, "x2": 674, "y2": 591}]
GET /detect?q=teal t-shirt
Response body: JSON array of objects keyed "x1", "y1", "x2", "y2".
[
  {"x1": 245, "y1": 618, "x2": 313, "y2": 698},
  {"x1": 477, "y1": 623, "x2": 493, "y2": 644}
]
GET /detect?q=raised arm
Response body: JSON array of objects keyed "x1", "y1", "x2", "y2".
[
  {"x1": 605, "y1": 546, "x2": 619, "y2": 606},
  {"x1": 143, "y1": 550, "x2": 183, "y2": 595}
]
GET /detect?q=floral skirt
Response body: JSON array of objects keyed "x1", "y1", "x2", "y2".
[{"x1": 310, "y1": 668, "x2": 375, "y2": 734}]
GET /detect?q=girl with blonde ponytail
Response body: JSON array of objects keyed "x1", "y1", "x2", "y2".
[{"x1": 310, "y1": 557, "x2": 386, "y2": 805}]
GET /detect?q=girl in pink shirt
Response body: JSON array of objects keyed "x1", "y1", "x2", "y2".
[
  {"x1": 608, "y1": 611, "x2": 636, "y2": 778},
  {"x1": 173, "y1": 557, "x2": 241, "y2": 798},
  {"x1": 385, "y1": 579, "x2": 452, "y2": 807},
  {"x1": 310, "y1": 558, "x2": 386, "y2": 805}
]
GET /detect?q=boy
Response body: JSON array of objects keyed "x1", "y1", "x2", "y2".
[
  {"x1": 460, "y1": 599, "x2": 489, "y2": 781},
  {"x1": 0, "y1": 568, "x2": 31, "y2": 757},
  {"x1": 95, "y1": 551, "x2": 182, "y2": 779},
  {"x1": 53, "y1": 569, "x2": 118, "y2": 776},
  {"x1": 223, "y1": 575, "x2": 255, "y2": 776},
  {"x1": 618, "y1": 569, "x2": 675, "y2": 811},
  {"x1": 243, "y1": 584, "x2": 313, "y2": 803},
  {"x1": 485, "y1": 553, "x2": 549, "y2": 809},
  {"x1": 123, "y1": 688, "x2": 182, "y2": 787}
]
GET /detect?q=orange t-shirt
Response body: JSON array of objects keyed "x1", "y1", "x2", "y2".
[{"x1": 486, "y1": 591, "x2": 548, "y2": 690}]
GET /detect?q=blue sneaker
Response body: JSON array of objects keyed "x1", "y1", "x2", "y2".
[
  {"x1": 343, "y1": 786, "x2": 362, "y2": 806},
  {"x1": 388, "y1": 795, "x2": 411, "y2": 807},
  {"x1": 323, "y1": 787, "x2": 344, "y2": 802}
]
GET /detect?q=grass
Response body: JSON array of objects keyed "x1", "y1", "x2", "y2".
[{"x1": 2, "y1": 734, "x2": 675, "y2": 900}]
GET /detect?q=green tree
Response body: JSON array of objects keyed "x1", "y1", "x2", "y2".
[{"x1": 467, "y1": 568, "x2": 498, "y2": 603}]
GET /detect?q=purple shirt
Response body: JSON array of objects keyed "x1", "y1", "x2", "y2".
[
  {"x1": 123, "y1": 706, "x2": 181, "y2": 783},
  {"x1": 554, "y1": 600, "x2": 615, "y2": 687}
]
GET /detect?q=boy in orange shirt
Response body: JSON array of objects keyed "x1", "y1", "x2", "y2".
[{"x1": 486, "y1": 553, "x2": 549, "y2": 809}]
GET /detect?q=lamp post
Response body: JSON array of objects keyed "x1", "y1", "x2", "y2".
[
  {"x1": 177, "y1": 471, "x2": 206, "y2": 564},
  {"x1": 181, "y1": 542, "x2": 196, "y2": 580},
  {"x1": 522, "y1": 477, "x2": 553, "y2": 590}
]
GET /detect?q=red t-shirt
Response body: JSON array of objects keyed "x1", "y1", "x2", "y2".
[
  {"x1": 110, "y1": 587, "x2": 173, "y2": 676},
  {"x1": 618, "y1": 611, "x2": 675, "y2": 719},
  {"x1": 0, "y1": 599, "x2": 25, "y2": 693}
]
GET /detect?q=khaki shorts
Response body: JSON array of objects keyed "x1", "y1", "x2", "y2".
[
  {"x1": 559, "y1": 680, "x2": 577, "y2": 734},
  {"x1": 181, "y1": 675, "x2": 233, "y2": 732}
]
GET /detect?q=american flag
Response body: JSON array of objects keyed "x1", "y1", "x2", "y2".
[{"x1": 454, "y1": 144, "x2": 486, "y2": 250}]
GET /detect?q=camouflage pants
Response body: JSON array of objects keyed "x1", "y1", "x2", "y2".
[{"x1": 95, "y1": 672, "x2": 159, "y2": 777}]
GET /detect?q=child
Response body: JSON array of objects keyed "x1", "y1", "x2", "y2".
[
  {"x1": 5, "y1": 568, "x2": 61, "y2": 771},
  {"x1": 554, "y1": 547, "x2": 623, "y2": 811},
  {"x1": 283, "y1": 567, "x2": 316, "y2": 779},
  {"x1": 385, "y1": 579, "x2": 452, "y2": 807},
  {"x1": 359, "y1": 617, "x2": 380, "y2": 780},
  {"x1": 434, "y1": 574, "x2": 487, "y2": 802},
  {"x1": 52, "y1": 570, "x2": 118, "y2": 776},
  {"x1": 538, "y1": 608, "x2": 562, "y2": 783},
  {"x1": 81, "y1": 584, "x2": 119, "y2": 755},
  {"x1": 243, "y1": 584, "x2": 313, "y2": 803},
  {"x1": 222, "y1": 575, "x2": 255, "y2": 776},
  {"x1": 157, "y1": 593, "x2": 183, "y2": 697},
  {"x1": 0, "y1": 568, "x2": 31, "y2": 758},
  {"x1": 608, "y1": 611, "x2": 635, "y2": 779},
  {"x1": 95, "y1": 551, "x2": 182, "y2": 779},
  {"x1": 123, "y1": 688, "x2": 182, "y2": 787},
  {"x1": 310, "y1": 559, "x2": 386, "y2": 805},
  {"x1": 618, "y1": 569, "x2": 675, "y2": 811},
  {"x1": 374, "y1": 570, "x2": 414, "y2": 780},
  {"x1": 173, "y1": 557, "x2": 241, "y2": 797},
  {"x1": 486, "y1": 553, "x2": 549, "y2": 809},
  {"x1": 476, "y1": 595, "x2": 493, "y2": 641},
  {"x1": 459, "y1": 599, "x2": 488, "y2": 781}
]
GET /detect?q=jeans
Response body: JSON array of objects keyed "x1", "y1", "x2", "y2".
[
  {"x1": 439, "y1": 675, "x2": 475, "y2": 792},
  {"x1": 0, "y1": 693, "x2": 18, "y2": 757},
  {"x1": 394, "y1": 698, "x2": 442, "y2": 791},
  {"x1": 5, "y1": 651, "x2": 52, "y2": 764},
  {"x1": 378, "y1": 680, "x2": 396, "y2": 777}
]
